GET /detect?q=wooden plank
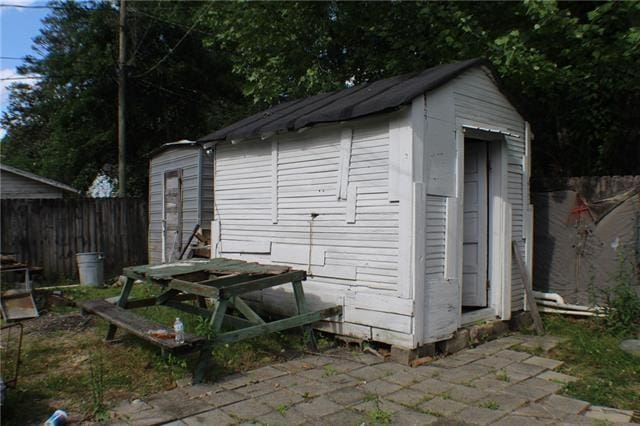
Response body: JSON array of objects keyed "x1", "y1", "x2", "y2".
[
  {"x1": 213, "y1": 306, "x2": 342, "y2": 346},
  {"x1": 220, "y1": 270, "x2": 307, "y2": 298},
  {"x1": 512, "y1": 240, "x2": 544, "y2": 334},
  {"x1": 164, "y1": 299, "x2": 211, "y2": 317},
  {"x1": 346, "y1": 183, "x2": 357, "y2": 224},
  {"x1": 209, "y1": 299, "x2": 228, "y2": 330},
  {"x1": 168, "y1": 279, "x2": 220, "y2": 298},
  {"x1": 82, "y1": 299, "x2": 205, "y2": 350},
  {"x1": 230, "y1": 296, "x2": 265, "y2": 325}
]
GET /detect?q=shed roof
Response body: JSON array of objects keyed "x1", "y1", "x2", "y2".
[
  {"x1": 148, "y1": 140, "x2": 199, "y2": 158},
  {"x1": 199, "y1": 58, "x2": 506, "y2": 143},
  {"x1": 0, "y1": 164, "x2": 81, "y2": 194}
]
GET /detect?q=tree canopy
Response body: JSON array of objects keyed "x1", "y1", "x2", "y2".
[
  {"x1": 205, "y1": 1, "x2": 640, "y2": 177},
  {"x1": 1, "y1": 1, "x2": 248, "y2": 195},
  {"x1": 1, "y1": 1, "x2": 638, "y2": 195}
]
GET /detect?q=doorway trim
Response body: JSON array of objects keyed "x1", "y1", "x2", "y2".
[{"x1": 453, "y1": 119, "x2": 514, "y2": 323}]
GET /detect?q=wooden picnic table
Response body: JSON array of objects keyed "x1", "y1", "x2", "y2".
[{"x1": 81, "y1": 258, "x2": 341, "y2": 383}]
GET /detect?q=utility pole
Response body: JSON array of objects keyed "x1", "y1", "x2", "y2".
[{"x1": 117, "y1": 0, "x2": 126, "y2": 197}]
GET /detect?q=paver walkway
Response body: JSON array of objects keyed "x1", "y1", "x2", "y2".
[{"x1": 110, "y1": 334, "x2": 637, "y2": 425}]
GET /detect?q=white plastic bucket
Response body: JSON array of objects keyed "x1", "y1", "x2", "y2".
[{"x1": 76, "y1": 252, "x2": 104, "y2": 287}]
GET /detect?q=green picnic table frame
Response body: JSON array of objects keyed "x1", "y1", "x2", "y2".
[{"x1": 83, "y1": 258, "x2": 341, "y2": 383}]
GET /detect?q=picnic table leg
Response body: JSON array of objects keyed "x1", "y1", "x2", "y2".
[
  {"x1": 292, "y1": 280, "x2": 318, "y2": 351},
  {"x1": 105, "y1": 276, "x2": 134, "y2": 341},
  {"x1": 192, "y1": 347, "x2": 212, "y2": 384},
  {"x1": 193, "y1": 299, "x2": 228, "y2": 384}
]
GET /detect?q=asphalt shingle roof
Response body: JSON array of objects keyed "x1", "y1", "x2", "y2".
[{"x1": 198, "y1": 58, "x2": 491, "y2": 143}]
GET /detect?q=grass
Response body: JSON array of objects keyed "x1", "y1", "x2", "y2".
[
  {"x1": 495, "y1": 370, "x2": 510, "y2": 382},
  {"x1": 543, "y1": 314, "x2": 640, "y2": 410},
  {"x1": 478, "y1": 400, "x2": 500, "y2": 410},
  {"x1": 1, "y1": 282, "x2": 325, "y2": 424}
]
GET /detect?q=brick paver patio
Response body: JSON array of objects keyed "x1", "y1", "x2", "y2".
[{"x1": 110, "y1": 334, "x2": 637, "y2": 425}]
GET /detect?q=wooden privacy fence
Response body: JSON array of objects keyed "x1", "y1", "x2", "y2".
[{"x1": 1, "y1": 198, "x2": 148, "y2": 282}]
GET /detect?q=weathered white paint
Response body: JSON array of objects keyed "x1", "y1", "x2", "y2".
[
  {"x1": 271, "y1": 138, "x2": 278, "y2": 223},
  {"x1": 213, "y1": 116, "x2": 408, "y2": 343},
  {"x1": 220, "y1": 240, "x2": 271, "y2": 254},
  {"x1": 346, "y1": 183, "x2": 357, "y2": 223},
  {"x1": 388, "y1": 114, "x2": 412, "y2": 202},
  {"x1": 425, "y1": 84, "x2": 456, "y2": 197},
  {"x1": 211, "y1": 219, "x2": 220, "y2": 258},
  {"x1": 337, "y1": 128, "x2": 353, "y2": 200},
  {"x1": 271, "y1": 242, "x2": 325, "y2": 265}
]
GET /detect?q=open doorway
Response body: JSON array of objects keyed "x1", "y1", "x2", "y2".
[
  {"x1": 163, "y1": 169, "x2": 183, "y2": 263},
  {"x1": 462, "y1": 138, "x2": 489, "y2": 310}
]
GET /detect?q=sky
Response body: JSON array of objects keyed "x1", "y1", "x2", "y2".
[{"x1": 1, "y1": 0, "x2": 48, "y2": 133}]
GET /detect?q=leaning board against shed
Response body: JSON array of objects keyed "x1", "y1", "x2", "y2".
[{"x1": 80, "y1": 258, "x2": 341, "y2": 383}]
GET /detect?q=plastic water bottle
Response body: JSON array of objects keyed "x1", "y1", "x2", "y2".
[
  {"x1": 174, "y1": 317, "x2": 185, "y2": 344},
  {"x1": 44, "y1": 409, "x2": 68, "y2": 425}
]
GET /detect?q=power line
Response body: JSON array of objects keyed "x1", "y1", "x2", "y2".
[
  {"x1": 128, "y1": 6, "x2": 217, "y2": 38},
  {"x1": 0, "y1": 3, "x2": 55, "y2": 8},
  {"x1": 0, "y1": 76, "x2": 40, "y2": 81},
  {"x1": 0, "y1": 2, "x2": 94, "y2": 9},
  {"x1": 131, "y1": 3, "x2": 213, "y2": 78}
]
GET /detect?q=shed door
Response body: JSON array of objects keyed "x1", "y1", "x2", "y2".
[
  {"x1": 462, "y1": 140, "x2": 488, "y2": 306},
  {"x1": 163, "y1": 169, "x2": 182, "y2": 262}
]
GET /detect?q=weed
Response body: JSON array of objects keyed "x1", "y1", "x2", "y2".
[
  {"x1": 302, "y1": 391, "x2": 312, "y2": 400},
  {"x1": 365, "y1": 396, "x2": 392, "y2": 425},
  {"x1": 479, "y1": 400, "x2": 500, "y2": 410},
  {"x1": 596, "y1": 252, "x2": 640, "y2": 337},
  {"x1": 323, "y1": 364, "x2": 337, "y2": 377},
  {"x1": 195, "y1": 316, "x2": 217, "y2": 340},
  {"x1": 495, "y1": 370, "x2": 510, "y2": 382},
  {"x1": 276, "y1": 404, "x2": 288, "y2": 416},
  {"x1": 363, "y1": 392, "x2": 378, "y2": 402},
  {"x1": 88, "y1": 350, "x2": 106, "y2": 419},
  {"x1": 440, "y1": 391, "x2": 451, "y2": 400}
]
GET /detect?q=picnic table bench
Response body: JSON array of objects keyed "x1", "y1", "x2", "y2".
[{"x1": 80, "y1": 258, "x2": 342, "y2": 383}]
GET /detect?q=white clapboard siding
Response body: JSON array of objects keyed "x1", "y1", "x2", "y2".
[
  {"x1": 148, "y1": 146, "x2": 207, "y2": 265},
  {"x1": 213, "y1": 118, "x2": 409, "y2": 344}
]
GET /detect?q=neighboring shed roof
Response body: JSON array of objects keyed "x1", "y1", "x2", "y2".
[
  {"x1": 199, "y1": 58, "x2": 508, "y2": 143},
  {"x1": 0, "y1": 164, "x2": 81, "y2": 195},
  {"x1": 148, "y1": 140, "x2": 199, "y2": 158}
]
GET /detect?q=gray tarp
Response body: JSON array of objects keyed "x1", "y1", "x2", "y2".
[{"x1": 532, "y1": 176, "x2": 639, "y2": 305}]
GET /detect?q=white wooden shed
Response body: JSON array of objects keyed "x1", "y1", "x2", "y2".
[
  {"x1": 197, "y1": 59, "x2": 533, "y2": 350},
  {"x1": 148, "y1": 140, "x2": 214, "y2": 264}
]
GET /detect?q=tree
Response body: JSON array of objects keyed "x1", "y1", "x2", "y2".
[
  {"x1": 1, "y1": 1, "x2": 248, "y2": 195},
  {"x1": 204, "y1": 1, "x2": 640, "y2": 176}
]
